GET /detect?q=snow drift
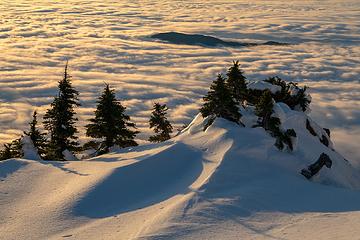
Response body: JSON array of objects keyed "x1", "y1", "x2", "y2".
[{"x1": 1, "y1": 102, "x2": 360, "y2": 239}]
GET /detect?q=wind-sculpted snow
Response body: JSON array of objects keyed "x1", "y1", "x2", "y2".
[
  {"x1": 1, "y1": 110, "x2": 360, "y2": 239},
  {"x1": 74, "y1": 142, "x2": 203, "y2": 218},
  {"x1": 0, "y1": 159, "x2": 28, "y2": 179},
  {"x1": 0, "y1": 0, "x2": 359, "y2": 162},
  {"x1": 142, "y1": 114, "x2": 360, "y2": 239}
]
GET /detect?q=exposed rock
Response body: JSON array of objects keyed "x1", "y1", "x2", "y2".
[
  {"x1": 323, "y1": 128, "x2": 331, "y2": 138},
  {"x1": 301, "y1": 153, "x2": 332, "y2": 179},
  {"x1": 306, "y1": 119, "x2": 317, "y2": 136},
  {"x1": 320, "y1": 135, "x2": 330, "y2": 147}
]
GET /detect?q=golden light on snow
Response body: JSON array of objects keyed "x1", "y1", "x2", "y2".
[{"x1": 0, "y1": 0, "x2": 359, "y2": 159}]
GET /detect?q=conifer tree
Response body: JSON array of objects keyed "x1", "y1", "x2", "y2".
[
  {"x1": 0, "y1": 144, "x2": 12, "y2": 161},
  {"x1": 86, "y1": 84, "x2": 138, "y2": 154},
  {"x1": 226, "y1": 61, "x2": 247, "y2": 103},
  {"x1": 255, "y1": 90, "x2": 274, "y2": 130},
  {"x1": 148, "y1": 103, "x2": 173, "y2": 143},
  {"x1": 289, "y1": 86, "x2": 311, "y2": 112},
  {"x1": 200, "y1": 74, "x2": 241, "y2": 129},
  {"x1": 255, "y1": 90, "x2": 296, "y2": 151},
  {"x1": 24, "y1": 111, "x2": 47, "y2": 157},
  {"x1": 264, "y1": 77, "x2": 311, "y2": 112},
  {"x1": 11, "y1": 138, "x2": 23, "y2": 157},
  {"x1": 264, "y1": 76, "x2": 289, "y2": 102},
  {"x1": 43, "y1": 62, "x2": 80, "y2": 160},
  {"x1": 0, "y1": 139, "x2": 23, "y2": 161}
]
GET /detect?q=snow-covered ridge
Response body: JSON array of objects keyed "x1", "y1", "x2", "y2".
[{"x1": 1, "y1": 97, "x2": 360, "y2": 239}]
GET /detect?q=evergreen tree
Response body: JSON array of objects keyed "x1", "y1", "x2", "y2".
[
  {"x1": 264, "y1": 76, "x2": 289, "y2": 102},
  {"x1": 200, "y1": 74, "x2": 241, "y2": 128},
  {"x1": 289, "y1": 86, "x2": 311, "y2": 112},
  {"x1": 11, "y1": 138, "x2": 23, "y2": 157},
  {"x1": 255, "y1": 90, "x2": 296, "y2": 151},
  {"x1": 264, "y1": 77, "x2": 311, "y2": 112},
  {"x1": 255, "y1": 90, "x2": 274, "y2": 130},
  {"x1": 148, "y1": 103, "x2": 173, "y2": 143},
  {"x1": 0, "y1": 139, "x2": 23, "y2": 161},
  {"x1": 43, "y1": 62, "x2": 80, "y2": 160},
  {"x1": 86, "y1": 84, "x2": 138, "y2": 154},
  {"x1": 24, "y1": 111, "x2": 47, "y2": 157},
  {"x1": 226, "y1": 61, "x2": 247, "y2": 103},
  {"x1": 0, "y1": 144, "x2": 12, "y2": 161}
]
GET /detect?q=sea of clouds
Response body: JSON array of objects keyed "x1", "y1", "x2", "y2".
[{"x1": 0, "y1": 0, "x2": 359, "y2": 163}]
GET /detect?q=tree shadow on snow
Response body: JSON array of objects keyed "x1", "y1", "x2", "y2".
[
  {"x1": 38, "y1": 160, "x2": 89, "y2": 176},
  {"x1": 72, "y1": 142, "x2": 203, "y2": 218},
  {"x1": 0, "y1": 159, "x2": 28, "y2": 180},
  {"x1": 89, "y1": 141, "x2": 175, "y2": 163}
]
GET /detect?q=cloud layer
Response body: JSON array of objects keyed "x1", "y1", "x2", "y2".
[{"x1": 0, "y1": 0, "x2": 359, "y2": 160}]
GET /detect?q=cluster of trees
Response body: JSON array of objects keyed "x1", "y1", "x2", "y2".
[
  {"x1": 200, "y1": 61, "x2": 310, "y2": 151},
  {"x1": 199, "y1": 61, "x2": 246, "y2": 128},
  {"x1": 0, "y1": 61, "x2": 311, "y2": 161},
  {"x1": 0, "y1": 63, "x2": 173, "y2": 161}
]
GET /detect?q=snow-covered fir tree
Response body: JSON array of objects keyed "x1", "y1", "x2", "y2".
[
  {"x1": 264, "y1": 76, "x2": 311, "y2": 112},
  {"x1": 226, "y1": 60, "x2": 247, "y2": 103},
  {"x1": 200, "y1": 74, "x2": 241, "y2": 128},
  {"x1": 255, "y1": 90, "x2": 296, "y2": 151},
  {"x1": 255, "y1": 90, "x2": 274, "y2": 130},
  {"x1": 24, "y1": 111, "x2": 47, "y2": 157},
  {"x1": 86, "y1": 84, "x2": 138, "y2": 154},
  {"x1": 0, "y1": 139, "x2": 23, "y2": 161},
  {"x1": 43, "y1": 62, "x2": 80, "y2": 160},
  {"x1": 148, "y1": 103, "x2": 173, "y2": 143}
]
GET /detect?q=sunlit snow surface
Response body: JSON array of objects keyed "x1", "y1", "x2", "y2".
[{"x1": 0, "y1": 0, "x2": 359, "y2": 162}]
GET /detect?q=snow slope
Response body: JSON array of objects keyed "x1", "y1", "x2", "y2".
[
  {"x1": 1, "y1": 0, "x2": 360, "y2": 162},
  {"x1": 1, "y1": 109, "x2": 360, "y2": 240}
]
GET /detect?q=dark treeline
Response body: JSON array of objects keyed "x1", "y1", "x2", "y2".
[
  {"x1": 0, "y1": 62, "x2": 173, "y2": 161},
  {"x1": 0, "y1": 61, "x2": 311, "y2": 161}
]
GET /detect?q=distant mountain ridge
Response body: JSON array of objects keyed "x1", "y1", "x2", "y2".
[{"x1": 151, "y1": 32, "x2": 290, "y2": 47}]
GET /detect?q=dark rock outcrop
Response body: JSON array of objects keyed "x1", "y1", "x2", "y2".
[
  {"x1": 306, "y1": 119, "x2": 331, "y2": 148},
  {"x1": 323, "y1": 128, "x2": 331, "y2": 138},
  {"x1": 320, "y1": 135, "x2": 330, "y2": 147},
  {"x1": 301, "y1": 153, "x2": 332, "y2": 179},
  {"x1": 306, "y1": 119, "x2": 317, "y2": 136}
]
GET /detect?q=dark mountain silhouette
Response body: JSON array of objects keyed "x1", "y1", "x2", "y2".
[{"x1": 151, "y1": 32, "x2": 289, "y2": 48}]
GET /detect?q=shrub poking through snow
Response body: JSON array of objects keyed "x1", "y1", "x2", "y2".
[
  {"x1": 43, "y1": 62, "x2": 80, "y2": 160},
  {"x1": 255, "y1": 90, "x2": 274, "y2": 129},
  {"x1": 264, "y1": 76, "x2": 311, "y2": 112},
  {"x1": 226, "y1": 61, "x2": 247, "y2": 103},
  {"x1": 255, "y1": 90, "x2": 297, "y2": 151},
  {"x1": 24, "y1": 111, "x2": 47, "y2": 158},
  {"x1": 86, "y1": 84, "x2": 138, "y2": 155},
  {"x1": 200, "y1": 74, "x2": 242, "y2": 129},
  {"x1": 148, "y1": 103, "x2": 173, "y2": 143},
  {"x1": 0, "y1": 139, "x2": 23, "y2": 160},
  {"x1": 275, "y1": 129, "x2": 297, "y2": 151}
]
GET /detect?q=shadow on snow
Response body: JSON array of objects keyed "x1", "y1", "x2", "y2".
[{"x1": 72, "y1": 142, "x2": 203, "y2": 218}]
